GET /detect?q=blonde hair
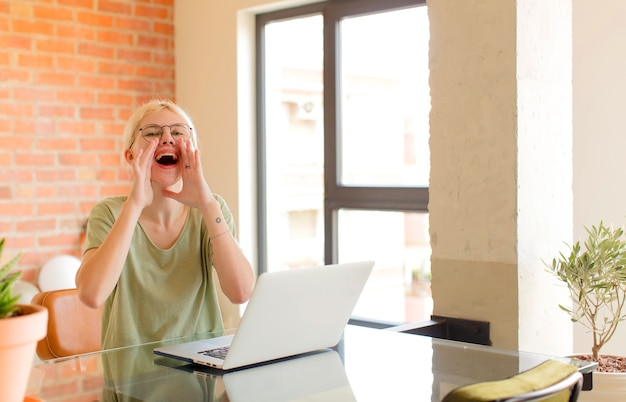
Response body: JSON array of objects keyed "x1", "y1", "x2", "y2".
[{"x1": 123, "y1": 99, "x2": 198, "y2": 151}]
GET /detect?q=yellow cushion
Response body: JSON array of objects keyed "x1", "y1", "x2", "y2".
[{"x1": 442, "y1": 359, "x2": 578, "y2": 402}]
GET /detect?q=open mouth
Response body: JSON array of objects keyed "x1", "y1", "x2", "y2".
[{"x1": 156, "y1": 153, "x2": 178, "y2": 166}]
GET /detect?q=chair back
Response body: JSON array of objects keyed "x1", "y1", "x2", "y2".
[
  {"x1": 442, "y1": 359, "x2": 583, "y2": 402},
  {"x1": 31, "y1": 288, "x2": 102, "y2": 360}
]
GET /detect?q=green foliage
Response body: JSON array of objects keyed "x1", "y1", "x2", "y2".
[
  {"x1": 0, "y1": 238, "x2": 22, "y2": 319},
  {"x1": 547, "y1": 222, "x2": 626, "y2": 361}
]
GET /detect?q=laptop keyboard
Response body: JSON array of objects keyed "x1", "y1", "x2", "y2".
[{"x1": 198, "y1": 346, "x2": 229, "y2": 360}]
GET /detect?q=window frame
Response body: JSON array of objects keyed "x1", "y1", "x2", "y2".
[{"x1": 256, "y1": 0, "x2": 428, "y2": 272}]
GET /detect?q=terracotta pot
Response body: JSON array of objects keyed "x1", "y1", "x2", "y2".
[
  {"x1": 579, "y1": 370, "x2": 626, "y2": 402},
  {"x1": 0, "y1": 304, "x2": 48, "y2": 402}
]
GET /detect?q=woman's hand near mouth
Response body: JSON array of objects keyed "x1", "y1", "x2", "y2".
[
  {"x1": 162, "y1": 139, "x2": 215, "y2": 209},
  {"x1": 128, "y1": 138, "x2": 158, "y2": 210}
]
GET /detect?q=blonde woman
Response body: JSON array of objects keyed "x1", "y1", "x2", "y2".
[{"x1": 76, "y1": 99, "x2": 254, "y2": 349}]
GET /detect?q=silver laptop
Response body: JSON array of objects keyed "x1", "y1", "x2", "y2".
[{"x1": 153, "y1": 260, "x2": 374, "y2": 370}]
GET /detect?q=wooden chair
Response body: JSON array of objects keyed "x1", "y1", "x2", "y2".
[
  {"x1": 441, "y1": 359, "x2": 583, "y2": 402},
  {"x1": 31, "y1": 288, "x2": 102, "y2": 360}
]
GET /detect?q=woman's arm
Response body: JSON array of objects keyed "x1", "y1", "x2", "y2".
[
  {"x1": 75, "y1": 201, "x2": 143, "y2": 308},
  {"x1": 200, "y1": 200, "x2": 255, "y2": 304}
]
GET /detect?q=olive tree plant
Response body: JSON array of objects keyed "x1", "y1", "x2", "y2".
[{"x1": 547, "y1": 221, "x2": 626, "y2": 362}]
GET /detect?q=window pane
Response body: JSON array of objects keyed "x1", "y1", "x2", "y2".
[
  {"x1": 264, "y1": 15, "x2": 325, "y2": 271},
  {"x1": 339, "y1": 7, "x2": 430, "y2": 187},
  {"x1": 338, "y1": 209, "x2": 432, "y2": 323}
]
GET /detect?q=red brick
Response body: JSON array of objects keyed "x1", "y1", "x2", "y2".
[
  {"x1": 0, "y1": 102, "x2": 34, "y2": 117},
  {"x1": 15, "y1": 153, "x2": 55, "y2": 166},
  {"x1": 78, "y1": 75, "x2": 116, "y2": 90},
  {"x1": 36, "y1": 169, "x2": 77, "y2": 182},
  {"x1": 77, "y1": 42, "x2": 115, "y2": 59},
  {"x1": 80, "y1": 201, "x2": 98, "y2": 214},
  {"x1": 58, "y1": 0, "x2": 94, "y2": 9},
  {"x1": 0, "y1": 34, "x2": 32, "y2": 50},
  {"x1": 0, "y1": 69, "x2": 31, "y2": 82},
  {"x1": 154, "y1": 52, "x2": 174, "y2": 65},
  {"x1": 98, "y1": 93, "x2": 133, "y2": 107},
  {"x1": 33, "y1": 5, "x2": 74, "y2": 22},
  {"x1": 101, "y1": 184, "x2": 130, "y2": 197},
  {"x1": 102, "y1": 122, "x2": 127, "y2": 136},
  {"x1": 59, "y1": 153, "x2": 98, "y2": 166},
  {"x1": 0, "y1": 186, "x2": 11, "y2": 199},
  {"x1": 154, "y1": 81, "x2": 174, "y2": 95},
  {"x1": 56, "y1": 25, "x2": 96, "y2": 41},
  {"x1": 12, "y1": 120, "x2": 56, "y2": 135},
  {"x1": 36, "y1": 185, "x2": 59, "y2": 198},
  {"x1": 97, "y1": 30, "x2": 133, "y2": 45},
  {"x1": 38, "y1": 105, "x2": 76, "y2": 118},
  {"x1": 57, "y1": 56, "x2": 96, "y2": 73},
  {"x1": 97, "y1": 60, "x2": 134, "y2": 75},
  {"x1": 39, "y1": 138, "x2": 79, "y2": 151},
  {"x1": 0, "y1": 51, "x2": 10, "y2": 65},
  {"x1": 135, "y1": 65, "x2": 173, "y2": 79},
  {"x1": 118, "y1": 78, "x2": 153, "y2": 92},
  {"x1": 36, "y1": 71, "x2": 76, "y2": 86},
  {"x1": 12, "y1": 18, "x2": 54, "y2": 35},
  {"x1": 55, "y1": 183, "x2": 99, "y2": 198},
  {"x1": 17, "y1": 218, "x2": 57, "y2": 232},
  {"x1": 36, "y1": 38, "x2": 76, "y2": 54},
  {"x1": 6, "y1": 2, "x2": 31, "y2": 17},
  {"x1": 39, "y1": 233, "x2": 81, "y2": 248},
  {"x1": 136, "y1": 4, "x2": 169, "y2": 19},
  {"x1": 13, "y1": 87, "x2": 55, "y2": 102},
  {"x1": 137, "y1": 35, "x2": 171, "y2": 49},
  {"x1": 2, "y1": 202, "x2": 35, "y2": 216},
  {"x1": 0, "y1": 136, "x2": 34, "y2": 150},
  {"x1": 58, "y1": 120, "x2": 97, "y2": 135},
  {"x1": 117, "y1": 48, "x2": 151, "y2": 63},
  {"x1": 115, "y1": 16, "x2": 151, "y2": 31},
  {"x1": 56, "y1": 90, "x2": 96, "y2": 104},
  {"x1": 0, "y1": 152, "x2": 11, "y2": 166},
  {"x1": 97, "y1": 169, "x2": 117, "y2": 181},
  {"x1": 17, "y1": 53, "x2": 54, "y2": 69},
  {"x1": 154, "y1": 21, "x2": 174, "y2": 36},
  {"x1": 99, "y1": 153, "x2": 124, "y2": 166},
  {"x1": 98, "y1": 0, "x2": 132, "y2": 14},
  {"x1": 80, "y1": 107, "x2": 115, "y2": 120},
  {"x1": 0, "y1": 170, "x2": 34, "y2": 183},
  {"x1": 80, "y1": 137, "x2": 117, "y2": 151},
  {"x1": 38, "y1": 202, "x2": 76, "y2": 216},
  {"x1": 76, "y1": 11, "x2": 114, "y2": 28}
]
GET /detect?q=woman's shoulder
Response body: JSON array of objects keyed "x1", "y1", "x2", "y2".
[{"x1": 91, "y1": 196, "x2": 128, "y2": 217}]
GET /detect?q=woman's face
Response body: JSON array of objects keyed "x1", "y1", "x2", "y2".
[{"x1": 128, "y1": 109, "x2": 193, "y2": 189}]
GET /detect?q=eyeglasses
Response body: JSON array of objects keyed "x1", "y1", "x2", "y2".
[{"x1": 135, "y1": 124, "x2": 193, "y2": 144}]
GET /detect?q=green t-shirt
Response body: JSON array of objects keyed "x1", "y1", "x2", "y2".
[{"x1": 85, "y1": 195, "x2": 230, "y2": 349}]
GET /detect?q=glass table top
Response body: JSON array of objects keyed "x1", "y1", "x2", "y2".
[{"x1": 27, "y1": 324, "x2": 596, "y2": 401}]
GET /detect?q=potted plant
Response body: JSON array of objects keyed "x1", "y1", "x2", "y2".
[
  {"x1": 547, "y1": 221, "x2": 626, "y2": 401},
  {"x1": 0, "y1": 238, "x2": 48, "y2": 402}
]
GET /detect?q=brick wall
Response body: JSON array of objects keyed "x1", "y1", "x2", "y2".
[{"x1": 0, "y1": 0, "x2": 175, "y2": 284}]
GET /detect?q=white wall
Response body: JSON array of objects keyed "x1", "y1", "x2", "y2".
[{"x1": 573, "y1": 0, "x2": 626, "y2": 356}]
